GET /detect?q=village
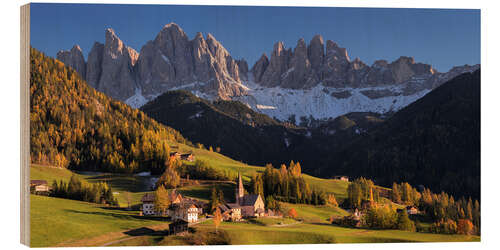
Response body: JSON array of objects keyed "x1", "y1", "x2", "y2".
[
  {"x1": 28, "y1": 146, "x2": 480, "y2": 246},
  {"x1": 139, "y1": 171, "x2": 281, "y2": 235}
]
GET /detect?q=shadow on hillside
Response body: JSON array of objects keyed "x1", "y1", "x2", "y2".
[
  {"x1": 124, "y1": 227, "x2": 168, "y2": 237},
  {"x1": 63, "y1": 209, "x2": 170, "y2": 222},
  {"x1": 99, "y1": 205, "x2": 142, "y2": 212},
  {"x1": 84, "y1": 174, "x2": 153, "y2": 192}
]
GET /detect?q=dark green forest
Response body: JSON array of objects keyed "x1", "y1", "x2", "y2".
[
  {"x1": 322, "y1": 70, "x2": 481, "y2": 199},
  {"x1": 30, "y1": 48, "x2": 189, "y2": 174},
  {"x1": 140, "y1": 90, "x2": 309, "y2": 167}
]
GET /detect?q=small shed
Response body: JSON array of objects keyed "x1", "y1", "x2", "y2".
[
  {"x1": 169, "y1": 219, "x2": 189, "y2": 235},
  {"x1": 180, "y1": 153, "x2": 195, "y2": 162},
  {"x1": 170, "y1": 152, "x2": 181, "y2": 159},
  {"x1": 30, "y1": 180, "x2": 49, "y2": 194},
  {"x1": 406, "y1": 205, "x2": 419, "y2": 215},
  {"x1": 333, "y1": 176, "x2": 349, "y2": 182}
]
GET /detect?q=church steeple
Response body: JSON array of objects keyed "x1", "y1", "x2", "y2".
[{"x1": 235, "y1": 172, "x2": 245, "y2": 204}]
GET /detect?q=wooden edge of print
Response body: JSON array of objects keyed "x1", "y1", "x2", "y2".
[{"x1": 20, "y1": 3, "x2": 30, "y2": 246}]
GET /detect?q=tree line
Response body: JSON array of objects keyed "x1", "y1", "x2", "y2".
[
  {"x1": 249, "y1": 161, "x2": 327, "y2": 205},
  {"x1": 390, "y1": 182, "x2": 480, "y2": 234},
  {"x1": 51, "y1": 175, "x2": 118, "y2": 205}
]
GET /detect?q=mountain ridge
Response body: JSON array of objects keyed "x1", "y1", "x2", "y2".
[{"x1": 57, "y1": 22, "x2": 479, "y2": 121}]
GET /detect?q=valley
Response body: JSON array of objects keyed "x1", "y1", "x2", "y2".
[{"x1": 28, "y1": 16, "x2": 481, "y2": 246}]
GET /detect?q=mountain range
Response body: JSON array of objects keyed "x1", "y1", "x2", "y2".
[{"x1": 57, "y1": 23, "x2": 479, "y2": 121}]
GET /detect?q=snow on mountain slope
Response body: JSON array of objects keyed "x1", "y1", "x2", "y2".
[{"x1": 234, "y1": 75, "x2": 430, "y2": 121}]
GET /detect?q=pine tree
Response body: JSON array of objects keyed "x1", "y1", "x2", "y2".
[
  {"x1": 397, "y1": 210, "x2": 416, "y2": 231},
  {"x1": 391, "y1": 183, "x2": 402, "y2": 203}
]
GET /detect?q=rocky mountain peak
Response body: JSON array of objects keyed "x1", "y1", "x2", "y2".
[
  {"x1": 98, "y1": 28, "x2": 137, "y2": 100},
  {"x1": 56, "y1": 44, "x2": 86, "y2": 79},
  {"x1": 236, "y1": 59, "x2": 249, "y2": 80},
  {"x1": 308, "y1": 35, "x2": 325, "y2": 72},
  {"x1": 251, "y1": 53, "x2": 269, "y2": 82},
  {"x1": 104, "y1": 28, "x2": 124, "y2": 53},
  {"x1": 325, "y1": 40, "x2": 350, "y2": 62}
]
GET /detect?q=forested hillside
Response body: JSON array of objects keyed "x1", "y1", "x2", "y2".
[
  {"x1": 141, "y1": 90, "x2": 308, "y2": 167},
  {"x1": 30, "y1": 47, "x2": 189, "y2": 174},
  {"x1": 321, "y1": 70, "x2": 481, "y2": 199}
]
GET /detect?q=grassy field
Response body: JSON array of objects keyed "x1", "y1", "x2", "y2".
[
  {"x1": 30, "y1": 144, "x2": 480, "y2": 247},
  {"x1": 176, "y1": 182, "x2": 235, "y2": 202},
  {"x1": 248, "y1": 217, "x2": 298, "y2": 226},
  {"x1": 171, "y1": 141, "x2": 351, "y2": 198},
  {"x1": 114, "y1": 219, "x2": 479, "y2": 246},
  {"x1": 200, "y1": 220, "x2": 480, "y2": 244},
  {"x1": 281, "y1": 203, "x2": 349, "y2": 223},
  {"x1": 31, "y1": 164, "x2": 152, "y2": 207},
  {"x1": 30, "y1": 195, "x2": 168, "y2": 247}
]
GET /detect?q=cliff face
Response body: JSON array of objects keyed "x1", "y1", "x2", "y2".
[
  {"x1": 56, "y1": 23, "x2": 479, "y2": 121},
  {"x1": 58, "y1": 23, "x2": 247, "y2": 107},
  {"x1": 251, "y1": 35, "x2": 438, "y2": 89}
]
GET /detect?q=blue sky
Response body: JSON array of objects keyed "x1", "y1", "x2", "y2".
[{"x1": 30, "y1": 3, "x2": 480, "y2": 72}]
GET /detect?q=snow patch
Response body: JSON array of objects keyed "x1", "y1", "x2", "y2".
[
  {"x1": 135, "y1": 172, "x2": 151, "y2": 177},
  {"x1": 125, "y1": 88, "x2": 149, "y2": 108},
  {"x1": 161, "y1": 54, "x2": 170, "y2": 64},
  {"x1": 234, "y1": 77, "x2": 431, "y2": 122},
  {"x1": 256, "y1": 104, "x2": 277, "y2": 110},
  {"x1": 189, "y1": 110, "x2": 204, "y2": 119}
]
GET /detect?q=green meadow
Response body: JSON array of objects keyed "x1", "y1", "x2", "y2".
[{"x1": 30, "y1": 195, "x2": 167, "y2": 247}]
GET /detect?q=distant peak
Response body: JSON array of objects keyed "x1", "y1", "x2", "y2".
[
  {"x1": 105, "y1": 28, "x2": 116, "y2": 36},
  {"x1": 194, "y1": 32, "x2": 204, "y2": 39},
  {"x1": 71, "y1": 45, "x2": 82, "y2": 52},
  {"x1": 311, "y1": 34, "x2": 324, "y2": 44},
  {"x1": 206, "y1": 33, "x2": 216, "y2": 41},
  {"x1": 162, "y1": 22, "x2": 183, "y2": 32},
  {"x1": 163, "y1": 22, "x2": 179, "y2": 28}
]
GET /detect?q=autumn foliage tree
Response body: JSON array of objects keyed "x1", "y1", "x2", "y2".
[
  {"x1": 327, "y1": 194, "x2": 338, "y2": 207},
  {"x1": 213, "y1": 207, "x2": 222, "y2": 232},
  {"x1": 29, "y1": 48, "x2": 189, "y2": 174},
  {"x1": 154, "y1": 185, "x2": 171, "y2": 216},
  {"x1": 156, "y1": 157, "x2": 181, "y2": 189},
  {"x1": 251, "y1": 162, "x2": 325, "y2": 205},
  {"x1": 457, "y1": 219, "x2": 474, "y2": 235},
  {"x1": 287, "y1": 208, "x2": 298, "y2": 219}
]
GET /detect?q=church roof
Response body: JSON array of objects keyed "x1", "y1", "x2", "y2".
[
  {"x1": 226, "y1": 203, "x2": 241, "y2": 209},
  {"x1": 241, "y1": 194, "x2": 261, "y2": 206}
]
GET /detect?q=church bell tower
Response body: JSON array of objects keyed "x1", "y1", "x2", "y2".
[{"x1": 235, "y1": 172, "x2": 244, "y2": 204}]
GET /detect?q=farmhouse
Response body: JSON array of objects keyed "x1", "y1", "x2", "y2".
[
  {"x1": 169, "y1": 189, "x2": 183, "y2": 204},
  {"x1": 218, "y1": 203, "x2": 242, "y2": 221},
  {"x1": 234, "y1": 172, "x2": 265, "y2": 217},
  {"x1": 333, "y1": 176, "x2": 349, "y2": 182},
  {"x1": 180, "y1": 153, "x2": 195, "y2": 162},
  {"x1": 141, "y1": 193, "x2": 157, "y2": 216},
  {"x1": 170, "y1": 199, "x2": 203, "y2": 223},
  {"x1": 168, "y1": 219, "x2": 189, "y2": 235},
  {"x1": 406, "y1": 205, "x2": 419, "y2": 215},
  {"x1": 30, "y1": 180, "x2": 49, "y2": 194}
]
